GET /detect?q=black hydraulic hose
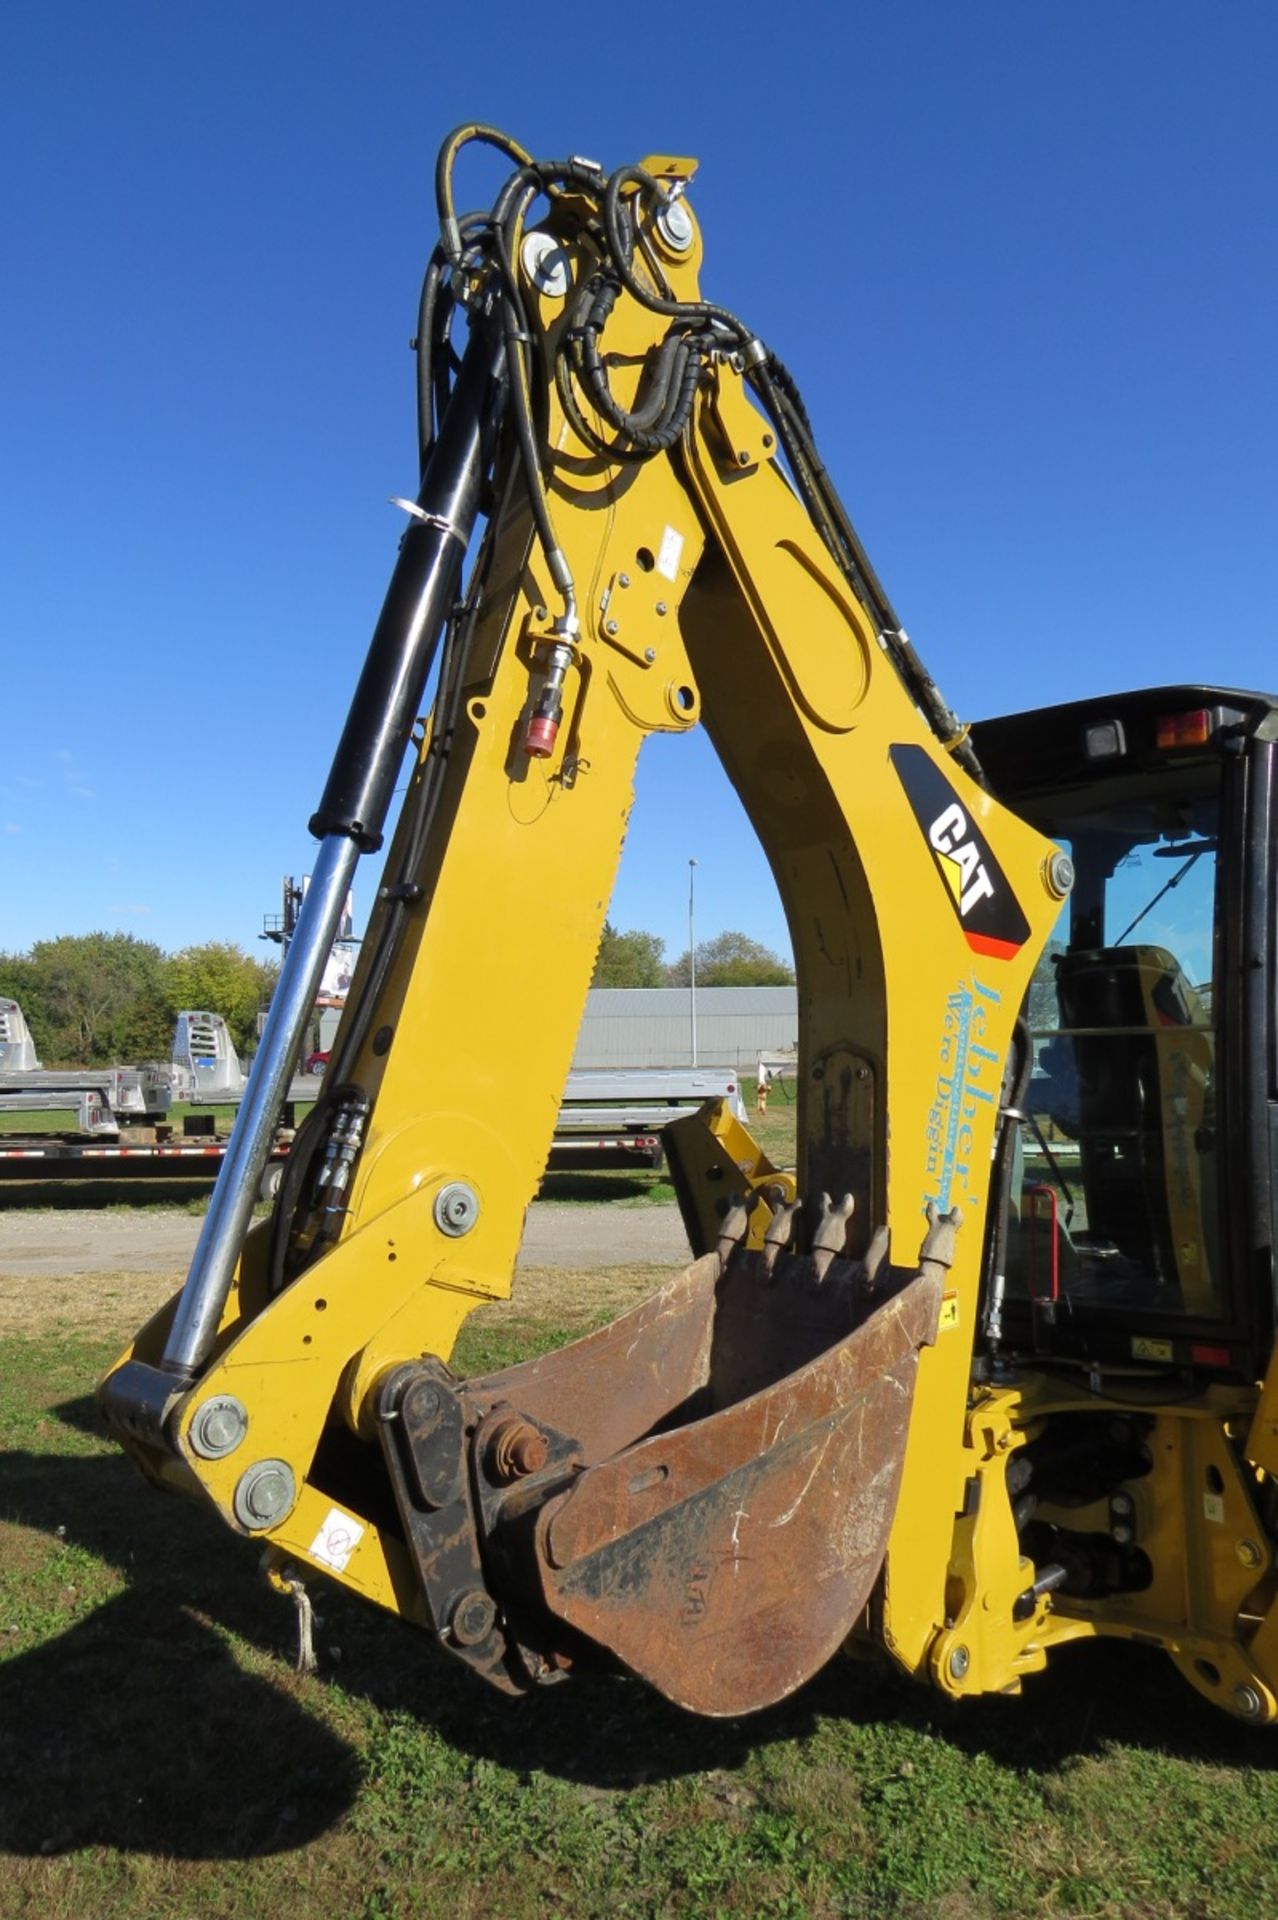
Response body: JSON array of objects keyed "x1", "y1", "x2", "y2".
[
  {"x1": 416, "y1": 212, "x2": 496, "y2": 475},
  {"x1": 565, "y1": 247, "x2": 714, "y2": 453},
  {"x1": 576, "y1": 323, "x2": 701, "y2": 451},
  {"x1": 750, "y1": 364, "x2": 895, "y2": 628},
  {"x1": 436, "y1": 124, "x2": 534, "y2": 262},
  {"x1": 554, "y1": 344, "x2": 649, "y2": 463},
  {"x1": 795, "y1": 414, "x2": 901, "y2": 629},
  {"x1": 556, "y1": 276, "x2": 642, "y2": 459},
  {"x1": 748, "y1": 365, "x2": 869, "y2": 603},
  {"x1": 624, "y1": 333, "x2": 694, "y2": 430},
  {"x1": 486, "y1": 174, "x2": 586, "y2": 625},
  {"x1": 749, "y1": 362, "x2": 983, "y2": 782},
  {"x1": 499, "y1": 287, "x2": 565, "y2": 600},
  {"x1": 601, "y1": 164, "x2": 743, "y2": 339},
  {"x1": 761, "y1": 351, "x2": 813, "y2": 438},
  {"x1": 433, "y1": 128, "x2": 983, "y2": 777},
  {"x1": 266, "y1": 1094, "x2": 334, "y2": 1293},
  {"x1": 980, "y1": 1017, "x2": 1034, "y2": 1354},
  {"x1": 415, "y1": 250, "x2": 448, "y2": 472}
]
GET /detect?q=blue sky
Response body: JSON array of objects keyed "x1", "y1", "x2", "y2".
[{"x1": 2, "y1": 3, "x2": 1273, "y2": 971}]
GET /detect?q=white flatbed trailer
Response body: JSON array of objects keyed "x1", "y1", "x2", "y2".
[{"x1": 548, "y1": 1066, "x2": 746, "y2": 1170}]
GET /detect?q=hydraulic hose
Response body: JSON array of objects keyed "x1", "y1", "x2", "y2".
[
  {"x1": 435, "y1": 124, "x2": 534, "y2": 264},
  {"x1": 431, "y1": 126, "x2": 985, "y2": 782}
]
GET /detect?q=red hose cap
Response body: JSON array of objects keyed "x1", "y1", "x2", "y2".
[{"x1": 524, "y1": 713, "x2": 559, "y2": 758}]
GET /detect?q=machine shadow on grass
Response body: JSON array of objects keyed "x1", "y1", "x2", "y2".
[
  {"x1": 535, "y1": 1171, "x2": 670, "y2": 1204},
  {"x1": 0, "y1": 1431, "x2": 362, "y2": 1860},
  {"x1": 0, "y1": 1391, "x2": 1272, "y2": 1863},
  {"x1": 0, "y1": 1177, "x2": 216, "y2": 1210}
]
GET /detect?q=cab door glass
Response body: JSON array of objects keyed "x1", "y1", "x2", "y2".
[{"x1": 1013, "y1": 794, "x2": 1220, "y2": 1322}]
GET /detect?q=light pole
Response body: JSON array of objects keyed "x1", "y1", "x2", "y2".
[{"x1": 689, "y1": 857, "x2": 698, "y2": 1067}]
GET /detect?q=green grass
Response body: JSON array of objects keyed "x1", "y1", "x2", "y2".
[
  {"x1": 0, "y1": 1102, "x2": 293, "y2": 1138},
  {"x1": 3, "y1": 1281, "x2": 1278, "y2": 1920}
]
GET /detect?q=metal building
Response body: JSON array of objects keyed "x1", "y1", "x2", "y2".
[{"x1": 571, "y1": 987, "x2": 798, "y2": 1070}]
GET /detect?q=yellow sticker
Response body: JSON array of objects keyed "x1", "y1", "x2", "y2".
[
  {"x1": 939, "y1": 1293, "x2": 960, "y2": 1332},
  {"x1": 1132, "y1": 1336, "x2": 1174, "y2": 1362}
]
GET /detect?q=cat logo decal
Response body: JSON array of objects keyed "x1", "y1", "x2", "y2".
[{"x1": 889, "y1": 745, "x2": 1030, "y2": 960}]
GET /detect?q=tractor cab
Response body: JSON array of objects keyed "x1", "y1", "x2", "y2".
[{"x1": 972, "y1": 687, "x2": 1278, "y2": 1381}]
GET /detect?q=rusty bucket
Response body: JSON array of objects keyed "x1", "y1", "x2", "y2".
[{"x1": 378, "y1": 1209, "x2": 950, "y2": 1716}]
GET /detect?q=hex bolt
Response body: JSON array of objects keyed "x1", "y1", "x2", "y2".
[
  {"x1": 655, "y1": 602, "x2": 667, "y2": 616},
  {"x1": 736, "y1": 450, "x2": 751, "y2": 467},
  {"x1": 450, "y1": 1589, "x2": 497, "y2": 1647},
  {"x1": 762, "y1": 433, "x2": 775, "y2": 449},
  {"x1": 605, "y1": 619, "x2": 619, "y2": 636},
  {"x1": 232, "y1": 1458, "x2": 297, "y2": 1532},
  {"x1": 644, "y1": 646, "x2": 657, "y2": 663},
  {"x1": 1234, "y1": 1683, "x2": 1264, "y2": 1720},
  {"x1": 188, "y1": 1394, "x2": 249, "y2": 1460},
  {"x1": 1046, "y1": 851, "x2": 1076, "y2": 898},
  {"x1": 948, "y1": 1645, "x2": 970, "y2": 1681},
  {"x1": 1237, "y1": 1538, "x2": 1264, "y2": 1569},
  {"x1": 618, "y1": 573, "x2": 631, "y2": 588}
]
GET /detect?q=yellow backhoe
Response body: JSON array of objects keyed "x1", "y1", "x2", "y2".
[{"x1": 102, "y1": 126, "x2": 1278, "y2": 1724}]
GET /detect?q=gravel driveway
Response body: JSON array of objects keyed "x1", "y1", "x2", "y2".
[{"x1": 0, "y1": 1201, "x2": 691, "y2": 1277}]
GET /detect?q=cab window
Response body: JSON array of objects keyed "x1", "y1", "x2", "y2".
[{"x1": 1008, "y1": 774, "x2": 1221, "y2": 1321}]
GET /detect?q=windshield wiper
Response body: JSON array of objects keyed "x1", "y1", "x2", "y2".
[{"x1": 1114, "y1": 840, "x2": 1215, "y2": 946}]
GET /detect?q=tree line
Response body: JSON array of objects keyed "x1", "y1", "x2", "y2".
[
  {"x1": 593, "y1": 924, "x2": 794, "y2": 989},
  {"x1": 0, "y1": 933, "x2": 278, "y2": 1067},
  {"x1": 0, "y1": 923, "x2": 791, "y2": 1069}
]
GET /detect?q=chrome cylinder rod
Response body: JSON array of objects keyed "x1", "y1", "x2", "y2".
[
  {"x1": 161, "y1": 831, "x2": 360, "y2": 1376},
  {"x1": 158, "y1": 319, "x2": 506, "y2": 1384}
]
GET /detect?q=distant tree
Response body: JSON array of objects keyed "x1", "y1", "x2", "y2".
[
  {"x1": 163, "y1": 942, "x2": 280, "y2": 1057},
  {"x1": 6, "y1": 932, "x2": 172, "y2": 1065},
  {"x1": 666, "y1": 930, "x2": 795, "y2": 987},
  {"x1": 592, "y1": 922, "x2": 667, "y2": 988}
]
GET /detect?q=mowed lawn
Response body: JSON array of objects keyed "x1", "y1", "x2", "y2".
[{"x1": 2, "y1": 1254, "x2": 1278, "y2": 1919}]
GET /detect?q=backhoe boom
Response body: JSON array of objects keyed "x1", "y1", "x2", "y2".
[{"x1": 112, "y1": 127, "x2": 1278, "y2": 1724}]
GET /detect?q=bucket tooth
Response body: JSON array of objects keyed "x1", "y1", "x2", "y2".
[
  {"x1": 862, "y1": 1223, "x2": 890, "y2": 1283},
  {"x1": 762, "y1": 1194, "x2": 802, "y2": 1273},
  {"x1": 716, "y1": 1190, "x2": 761, "y2": 1266},
  {"x1": 811, "y1": 1191, "x2": 857, "y2": 1281}
]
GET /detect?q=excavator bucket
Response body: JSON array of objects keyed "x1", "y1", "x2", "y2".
[{"x1": 377, "y1": 1211, "x2": 951, "y2": 1716}]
